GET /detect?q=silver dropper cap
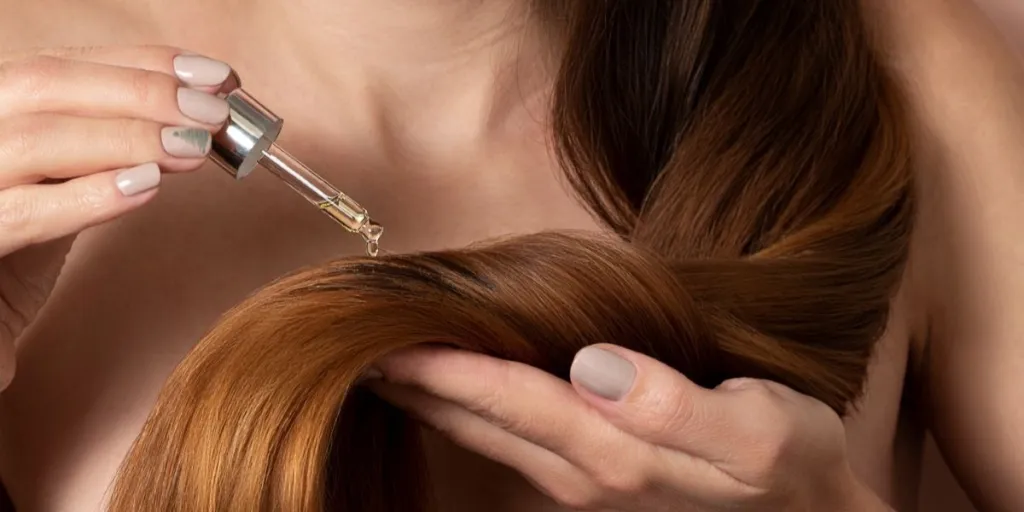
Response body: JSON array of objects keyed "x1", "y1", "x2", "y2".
[
  {"x1": 204, "y1": 87, "x2": 385, "y2": 256},
  {"x1": 209, "y1": 89, "x2": 283, "y2": 179}
]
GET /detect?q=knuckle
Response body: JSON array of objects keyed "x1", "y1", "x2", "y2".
[
  {"x1": 109, "y1": 118, "x2": 155, "y2": 159},
  {"x1": 0, "y1": 55, "x2": 63, "y2": 98},
  {"x1": 808, "y1": 395, "x2": 844, "y2": 425},
  {"x1": 745, "y1": 402, "x2": 801, "y2": 476},
  {"x1": 124, "y1": 68, "x2": 162, "y2": 105},
  {"x1": 526, "y1": 469, "x2": 605, "y2": 510},
  {"x1": 0, "y1": 189, "x2": 39, "y2": 238},
  {"x1": 470, "y1": 360, "x2": 534, "y2": 429},
  {"x1": 0, "y1": 115, "x2": 46, "y2": 162},
  {"x1": 70, "y1": 179, "x2": 117, "y2": 214},
  {"x1": 551, "y1": 486, "x2": 606, "y2": 511},
  {"x1": 593, "y1": 467, "x2": 651, "y2": 496},
  {"x1": 21, "y1": 56, "x2": 62, "y2": 89},
  {"x1": 730, "y1": 379, "x2": 780, "y2": 411},
  {"x1": 471, "y1": 358, "x2": 516, "y2": 408},
  {"x1": 120, "y1": 68, "x2": 177, "y2": 109},
  {"x1": 637, "y1": 385, "x2": 698, "y2": 439},
  {"x1": 757, "y1": 432, "x2": 795, "y2": 474},
  {"x1": 488, "y1": 405, "x2": 541, "y2": 434},
  {"x1": 475, "y1": 362, "x2": 513, "y2": 402}
]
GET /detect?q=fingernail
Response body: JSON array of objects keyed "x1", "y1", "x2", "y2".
[
  {"x1": 177, "y1": 87, "x2": 229, "y2": 125},
  {"x1": 173, "y1": 55, "x2": 231, "y2": 87},
  {"x1": 115, "y1": 163, "x2": 161, "y2": 196},
  {"x1": 161, "y1": 127, "x2": 212, "y2": 158},
  {"x1": 570, "y1": 347, "x2": 636, "y2": 401}
]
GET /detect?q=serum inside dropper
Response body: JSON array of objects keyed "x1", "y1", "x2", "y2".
[
  {"x1": 208, "y1": 88, "x2": 384, "y2": 257},
  {"x1": 260, "y1": 143, "x2": 384, "y2": 256}
]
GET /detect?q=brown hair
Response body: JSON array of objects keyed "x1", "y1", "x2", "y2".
[{"x1": 108, "y1": 1, "x2": 913, "y2": 510}]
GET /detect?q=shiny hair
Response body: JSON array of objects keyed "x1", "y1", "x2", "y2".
[{"x1": 107, "y1": 1, "x2": 913, "y2": 510}]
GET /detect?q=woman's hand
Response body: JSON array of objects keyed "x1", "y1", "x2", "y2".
[
  {"x1": 370, "y1": 344, "x2": 891, "y2": 511},
  {"x1": 0, "y1": 45, "x2": 234, "y2": 390}
]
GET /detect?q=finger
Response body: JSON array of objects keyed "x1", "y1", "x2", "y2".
[
  {"x1": 0, "y1": 55, "x2": 229, "y2": 127},
  {"x1": 570, "y1": 344, "x2": 755, "y2": 460},
  {"x1": 368, "y1": 380, "x2": 605, "y2": 511},
  {"x1": 374, "y1": 347, "x2": 638, "y2": 474},
  {"x1": 6, "y1": 45, "x2": 233, "y2": 91},
  {"x1": 0, "y1": 113, "x2": 211, "y2": 188},
  {"x1": 715, "y1": 377, "x2": 850, "y2": 472},
  {"x1": 375, "y1": 348, "x2": 751, "y2": 506},
  {"x1": 0, "y1": 163, "x2": 160, "y2": 256}
]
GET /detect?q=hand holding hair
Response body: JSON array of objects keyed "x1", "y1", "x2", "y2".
[{"x1": 370, "y1": 344, "x2": 891, "y2": 511}]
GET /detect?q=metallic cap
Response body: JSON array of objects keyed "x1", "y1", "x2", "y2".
[{"x1": 209, "y1": 88, "x2": 283, "y2": 180}]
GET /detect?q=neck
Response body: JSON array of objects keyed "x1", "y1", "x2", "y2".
[{"x1": 176, "y1": 0, "x2": 563, "y2": 158}]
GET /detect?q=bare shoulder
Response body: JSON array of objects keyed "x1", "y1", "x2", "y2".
[{"x1": 871, "y1": 0, "x2": 1024, "y2": 508}]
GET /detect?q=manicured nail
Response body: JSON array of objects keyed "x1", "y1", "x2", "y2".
[
  {"x1": 570, "y1": 347, "x2": 637, "y2": 401},
  {"x1": 177, "y1": 87, "x2": 229, "y2": 125},
  {"x1": 161, "y1": 127, "x2": 211, "y2": 158},
  {"x1": 173, "y1": 55, "x2": 231, "y2": 87},
  {"x1": 115, "y1": 163, "x2": 161, "y2": 196}
]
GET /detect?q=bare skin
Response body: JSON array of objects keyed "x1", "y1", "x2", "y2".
[
  {"x1": 873, "y1": 1, "x2": 1024, "y2": 509},
  {"x1": 0, "y1": 0, "x2": 1018, "y2": 511}
]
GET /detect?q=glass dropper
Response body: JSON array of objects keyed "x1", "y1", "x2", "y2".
[
  {"x1": 207, "y1": 88, "x2": 383, "y2": 256},
  {"x1": 260, "y1": 143, "x2": 383, "y2": 256}
]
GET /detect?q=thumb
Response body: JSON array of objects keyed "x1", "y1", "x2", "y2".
[{"x1": 569, "y1": 344, "x2": 728, "y2": 457}]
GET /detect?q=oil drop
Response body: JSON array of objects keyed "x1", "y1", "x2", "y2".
[
  {"x1": 358, "y1": 220, "x2": 384, "y2": 257},
  {"x1": 315, "y1": 196, "x2": 384, "y2": 257}
]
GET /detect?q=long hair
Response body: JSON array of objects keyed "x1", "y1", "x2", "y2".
[{"x1": 107, "y1": 1, "x2": 913, "y2": 510}]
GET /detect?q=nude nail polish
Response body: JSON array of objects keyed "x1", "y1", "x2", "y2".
[
  {"x1": 177, "y1": 88, "x2": 229, "y2": 125},
  {"x1": 116, "y1": 163, "x2": 161, "y2": 196},
  {"x1": 173, "y1": 55, "x2": 231, "y2": 87},
  {"x1": 570, "y1": 347, "x2": 637, "y2": 401},
  {"x1": 161, "y1": 127, "x2": 212, "y2": 158}
]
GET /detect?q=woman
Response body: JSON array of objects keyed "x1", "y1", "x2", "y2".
[{"x1": 0, "y1": 1, "x2": 1019, "y2": 511}]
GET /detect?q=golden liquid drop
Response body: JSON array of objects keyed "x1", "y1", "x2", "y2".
[{"x1": 358, "y1": 220, "x2": 384, "y2": 257}]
